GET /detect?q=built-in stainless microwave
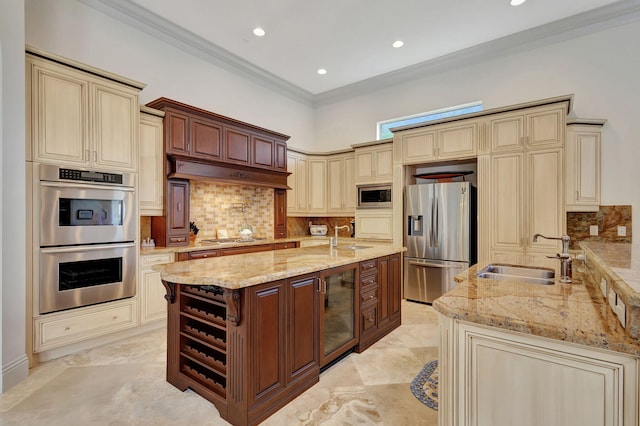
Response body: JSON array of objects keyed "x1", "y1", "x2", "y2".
[{"x1": 357, "y1": 184, "x2": 392, "y2": 208}]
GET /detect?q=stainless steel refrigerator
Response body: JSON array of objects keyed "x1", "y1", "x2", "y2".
[{"x1": 404, "y1": 182, "x2": 477, "y2": 303}]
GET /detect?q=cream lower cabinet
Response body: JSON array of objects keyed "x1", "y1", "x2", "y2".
[
  {"x1": 27, "y1": 49, "x2": 142, "y2": 172},
  {"x1": 34, "y1": 299, "x2": 138, "y2": 353},
  {"x1": 489, "y1": 148, "x2": 564, "y2": 267},
  {"x1": 139, "y1": 253, "x2": 174, "y2": 324},
  {"x1": 139, "y1": 107, "x2": 165, "y2": 215},
  {"x1": 355, "y1": 210, "x2": 393, "y2": 240},
  {"x1": 439, "y1": 317, "x2": 638, "y2": 426}
]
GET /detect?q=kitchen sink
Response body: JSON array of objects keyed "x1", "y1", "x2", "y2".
[
  {"x1": 476, "y1": 264, "x2": 555, "y2": 285},
  {"x1": 336, "y1": 245, "x2": 373, "y2": 250}
]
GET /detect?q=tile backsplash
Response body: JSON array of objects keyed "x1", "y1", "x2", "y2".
[
  {"x1": 288, "y1": 217, "x2": 355, "y2": 237},
  {"x1": 190, "y1": 181, "x2": 274, "y2": 239},
  {"x1": 567, "y1": 205, "x2": 632, "y2": 249}
]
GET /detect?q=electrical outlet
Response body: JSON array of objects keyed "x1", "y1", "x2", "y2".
[
  {"x1": 589, "y1": 225, "x2": 599, "y2": 236},
  {"x1": 618, "y1": 226, "x2": 627, "y2": 237}
]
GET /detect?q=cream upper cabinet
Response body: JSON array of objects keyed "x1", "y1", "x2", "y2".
[
  {"x1": 398, "y1": 121, "x2": 478, "y2": 164},
  {"x1": 27, "y1": 52, "x2": 142, "y2": 172},
  {"x1": 355, "y1": 143, "x2": 393, "y2": 183},
  {"x1": 399, "y1": 129, "x2": 437, "y2": 164},
  {"x1": 139, "y1": 107, "x2": 165, "y2": 216},
  {"x1": 327, "y1": 153, "x2": 356, "y2": 214},
  {"x1": 437, "y1": 121, "x2": 478, "y2": 160},
  {"x1": 308, "y1": 157, "x2": 327, "y2": 213},
  {"x1": 287, "y1": 151, "x2": 309, "y2": 214},
  {"x1": 565, "y1": 120, "x2": 604, "y2": 212},
  {"x1": 439, "y1": 318, "x2": 639, "y2": 426},
  {"x1": 489, "y1": 105, "x2": 565, "y2": 154}
]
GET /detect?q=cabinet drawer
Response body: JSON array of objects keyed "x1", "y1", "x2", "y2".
[
  {"x1": 360, "y1": 274, "x2": 377, "y2": 288},
  {"x1": 220, "y1": 244, "x2": 273, "y2": 256},
  {"x1": 189, "y1": 249, "x2": 219, "y2": 259},
  {"x1": 274, "y1": 241, "x2": 298, "y2": 250},
  {"x1": 360, "y1": 259, "x2": 378, "y2": 274},
  {"x1": 360, "y1": 286, "x2": 378, "y2": 305},
  {"x1": 141, "y1": 253, "x2": 174, "y2": 268},
  {"x1": 168, "y1": 235, "x2": 188, "y2": 245},
  {"x1": 361, "y1": 305, "x2": 378, "y2": 332},
  {"x1": 35, "y1": 301, "x2": 136, "y2": 351}
]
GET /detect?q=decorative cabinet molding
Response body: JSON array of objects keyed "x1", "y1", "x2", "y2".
[
  {"x1": 139, "y1": 107, "x2": 165, "y2": 216},
  {"x1": 439, "y1": 318, "x2": 639, "y2": 426},
  {"x1": 27, "y1": 49, "x2": 143, "y2": 172},
  {"x1": 565, "y1": 119, "x2": 605, "y2": 212},
  {"x1": 355, "y1": 143, "x2": 393, "y2": 183}
]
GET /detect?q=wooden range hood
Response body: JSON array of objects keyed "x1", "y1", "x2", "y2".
[{"x1": 167, "y1": 154, "x2": 290, "y2": 189}]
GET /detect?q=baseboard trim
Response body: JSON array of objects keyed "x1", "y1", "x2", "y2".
[{"x1": 1, "y1": 354, "x2": 29, "y2": 393}]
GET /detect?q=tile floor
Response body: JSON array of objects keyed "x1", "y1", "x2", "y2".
[{"x1": 0, "y1": 300, "x2": 439, "y2": 425}]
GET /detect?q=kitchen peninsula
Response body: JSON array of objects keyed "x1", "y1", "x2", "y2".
[
  {"x1": 433, "y1": 249, "x2": 640, "y2": 426},
  {"x1": 153, "y1": 242, "x2": 405, "y2": 426}
]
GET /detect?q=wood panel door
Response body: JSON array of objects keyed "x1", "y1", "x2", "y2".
[
  {"x1": 274, "y1": 189, "x2": 287, "y2": 238},
  {"x1": 191, "y1": 117, "x2": 222, "y2": 161},
  {"x1": 286, "y1": 274, "x2": 319, "y2": 384},
  {"x1": 164, "y1": 110, "x2": 189, "y2": 155},
  {"x1": 139, "y1": 110, "x2": 165, "y2": 215},
  {"x1": 252, "y1": 135, "x2": 275, "y2": 169},
  {"x1": 437, "y1": 122, "x2": 478, "y2": 160},
  {"x1": 490, "y1": 152, "x2": 524, "y2": 255},
  {"x1": 249, "y1": 281, "x2": 286, "y2": 406},
  {"x1": 224, "y1": 126, "x2": 251, "y2": 165},
  {"x1": 387, "y1": 253, "x2": 402, "y2": 322},
  {"x1": 167, "y1": 179, "x2": 189, "y2": 236},
  {"x1": 274, "y1": 141, "x2": 287, "y2": 171}
]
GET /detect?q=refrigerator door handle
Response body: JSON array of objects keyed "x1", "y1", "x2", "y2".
[
  {"x1": 430, "y1": 195, "x2": 435, "y2": 247},
  {"x1": 434, "y1": 192, "x2": 439, "y2": 248},
  {"x1": 408, "y1": 261, "x2": 464, "y2": 269}
]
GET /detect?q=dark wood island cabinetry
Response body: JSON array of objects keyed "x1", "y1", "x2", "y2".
[{"x1": 156, "y1": 245, "x2": 403, "y2": 426}]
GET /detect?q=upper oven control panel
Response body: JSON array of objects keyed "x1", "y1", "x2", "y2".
[{"x1": 59, "y1": 168, "x2": 123, "y2": 184}]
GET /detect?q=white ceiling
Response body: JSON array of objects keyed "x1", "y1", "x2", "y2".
[{"x1": 90, "y1": 0, "x2": 635, "y2": 99}]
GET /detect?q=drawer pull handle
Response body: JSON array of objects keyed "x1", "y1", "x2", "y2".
[
  {"x1": 369, "y1": 295, "x2": 374, "y2": 299},
  {"x1": 367, "y1": 316, "x2": 375, "y2": 322}
]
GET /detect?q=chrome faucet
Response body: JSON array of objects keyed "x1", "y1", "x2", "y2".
[
  {"x1": 533, "y1": 233, "x2": 572, "y2": 283},
  {"x1": 332, "y1": 225, "x2": 351, "y2": 247}
]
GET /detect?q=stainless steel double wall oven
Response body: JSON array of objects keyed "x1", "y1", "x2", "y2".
[{"x1": 38, "y1": 164, "x2": 137, "y2": 314}]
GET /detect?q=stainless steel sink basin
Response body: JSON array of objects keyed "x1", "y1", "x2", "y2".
[
  {"x1": 476, "y1": 264, "x2": 555, "y2": 285},
  {"x1": 336, "y1": 245, "x2": 373, "y2": 250}
]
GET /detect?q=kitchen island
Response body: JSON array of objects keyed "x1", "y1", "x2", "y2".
[
  {"x1": 153, "y1": 242, "x2": 405, "y2": 426},
  {"x1": 433, "y1": 258, "x2": 640, "y2": 426}
]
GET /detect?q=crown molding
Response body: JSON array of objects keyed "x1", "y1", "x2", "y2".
[
  {"x1": 313, "y1": 0, "x2": 640, "y2": 106},
  {"x1": 80, "y1": 0, "x2": 315, "y2": 104},
  {"x1": 83, "y1": 0, "x2": 640, "y2": 108}
]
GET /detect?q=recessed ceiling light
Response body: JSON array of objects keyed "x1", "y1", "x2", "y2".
[
  {"x1": 253, "y1": 27, "x2": 266, "y2": 37},
  {"x1": 317, "y1": 68, "x2": 327, "y2": 75},
  {"x1": 510, "y1": 0, "x2": 526, "y2": 5},
  {"x1": 392, "y1": 40, "x2": 404, "y2": 48}
]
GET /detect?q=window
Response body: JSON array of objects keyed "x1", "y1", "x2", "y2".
[{"x1": 377, "y1": 101, "x2": 483, "y2": 140}]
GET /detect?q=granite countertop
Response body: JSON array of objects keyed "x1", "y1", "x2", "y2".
[
  {"x1": 139, "y1": 236, "x2": 341, "y2": 255},
  {"x1": 580, "y1": 242, "x2": 640, "y2": 302},
  {"x1": 152, "y1": 242, "x2": 405, "y2": 289},
  {"x1": 433, "y1": 262, "x2": 640, "y2": 356}
]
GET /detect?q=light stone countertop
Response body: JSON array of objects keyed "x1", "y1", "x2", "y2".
[
  {"x1": 580, "y1": 242, "x2": 640, "y2": 300},
  {"x1": 152, "y1": 242, "x2": 405, "y2": 289},
  {"x1": 139, "y1": 236, "x2": 378, "y2": 255},
  {"x1": 432, "y1": 262, "x2": 640, "y2": 356}
]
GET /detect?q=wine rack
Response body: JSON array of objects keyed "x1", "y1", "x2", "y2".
[{"x1": 179, "y1": 285, "x2": 228, "y2": 398}]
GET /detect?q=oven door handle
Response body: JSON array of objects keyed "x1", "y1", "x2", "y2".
[
  {"x1": 40, "y1": 181, "x2": 135, "y2": 192},
  {"x1": 40, "y1": 242, "x2": 136, "y2": 254}
]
